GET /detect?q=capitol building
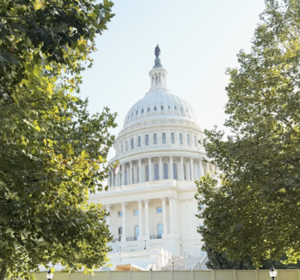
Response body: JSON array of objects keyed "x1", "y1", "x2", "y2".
[{"x1": 89, "y1": 46, "x2": 216, "y2": 271}]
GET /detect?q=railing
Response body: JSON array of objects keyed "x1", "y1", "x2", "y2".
[
  {"x1": 150, "y1": 235, "x2": 162, "y2": 239},
  {"x1": 126, "y1": 236, "x2": 138, "y2": 241}
]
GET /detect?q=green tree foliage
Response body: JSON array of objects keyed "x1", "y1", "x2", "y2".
[
  {"x1": 0, "y1": 0, "x2": 116, "y2": 279},
  {"x1": 195, "y1": 0, "x2": 300, "y2": 269},
  {"x1": 204, "y1": 244, "x2": 300, "y2": 270},
  {"x1": 203, "y1": 244, "x2": 248, "y2": 270}
]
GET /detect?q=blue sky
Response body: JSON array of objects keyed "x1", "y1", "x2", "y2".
[{"x1": 79, "y1": 0, "x2": 266, "y2": 157}]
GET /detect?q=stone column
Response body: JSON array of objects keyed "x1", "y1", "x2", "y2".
[
  {"x1": 111, "y1": 170, "x2": 115, "y2": 187},
  {"x1": 122, "y1": 164, "x2": 125, "y2": 186},
  {"x1": 129, "y1": 161, "x2": 132, "y2": 185},
  {"x1": 139, "y1": 159, "x2": 142, "y2": 183},
  {"x1": 121, "y1": 202, "x2": 126, "y2": 241},
  {"x1": 116, "y1": 170, "x2": 119, "y2": 186},
  {"x1": 144, "y1": 199, "x2": 150, "y2": 239},
  {"x1": 186, "y1": 161, "x2": 190, "y2": 181},
  {"x1": 199, "y1": 160, "x2": 204, "y2": 177},
  {"x1": 107, "y1": 171, "x2": 111, "y2": 188},
  {"x1": 180, "y1": 157, "x2": 184, "y2": 181},
  {"x1": 169, "y1": 157, "x2": 173, "y2": 179},
  {"x1": 138, "y1": 200, "x2": 144, "y2": 239},
  {"x1": 173, "y1": 198, "x2": 179, "y2": 235},
  {"x1": 194, "y1": 161, "x2": 198, "y2": 180},
  {"x1": 148, "y1": 158, "x2": 152, "y2": 182},
  {"x1": 159, "y1": 157, "x2": 163, "y2": 180},
  {"x1": 190, "y1": 158, "x2": 194, "y2": 181},
  {"x1": 169, "y1": 197, "x2": 174, "y2": 235},
  {"x1": 135, "y1": 164, "x2": 138, "y2": 183},
  {"x1": 161, "y1": 197, "x2": 168, "y2": 236}
]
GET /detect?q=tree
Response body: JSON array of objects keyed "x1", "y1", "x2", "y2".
[
  {"x1": 203, "y1": 244, "x2": 300, "y2": 270},
  {"x1": 0, "y1": 0, "x2": 116, "y2": 279},
  {"x1": 203, "y1": 244, "x2": 248, "y2": 270},
  {"x1": 195, "y1": 0, "x2": 300, "y2": 268}
]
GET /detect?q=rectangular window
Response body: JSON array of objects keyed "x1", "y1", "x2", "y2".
[
  {"x1": 146, "y1": 165, "x2": 149, "y2": 181},
  {"x1": 163, "y1": 163, "x2": 168, "y2": 179},
  {"x1": 118, "y1": 211, "x2": 122, "y2": 217},
  {"x1": 154, "y1": 164, "x2": 159, "y2": 180},
  {"x1": 133, "y1": 209, "x2": 139, "y2": 216},
  {"x1": 156, "y1": 207, "x2": 162, "y2": 213}
]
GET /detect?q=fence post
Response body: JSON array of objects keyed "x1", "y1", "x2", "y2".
[
  {"x1": 255, "y1": 270, "x2": 258, "y2": 280},
  {"x1": 212, "y1": 270, "x2": 215, "y2": 280},
  {"x1": 191, "y1": 270, "x2": 194, "y2": 280},
  {"x1": 233, "y1": 270, "x2": 236, "y2": 280},
  {"x1": 298, "y1": 270, "x2": 300, "y2": 280}
]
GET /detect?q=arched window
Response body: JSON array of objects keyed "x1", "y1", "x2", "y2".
[
  {"x1": 171, "y1": 133, "x2": 175, "y2": 144},
  {"x1": 136, "y1": 110, "x2": 138, "y2": 115},
  {"x1": 174, "y1": 106, "x2": 177, "y2": 110},
  {"x1": 173, "y1": 163, "x2": 178, "y2": 180},
  {"x1": 157, "y1": 224, "x2": 163, "y2": 238},
  {"x1": 163, "y1": 163, "x2": 168, "y2": 179},
  {"x1": 131, "y1": 138, "x2": 134, "y2": 149},
  {"x1": 154, "y1": 106, "x2": 157, "y2": 111},
  {"x1": 134, "y1": 225, "x2": 139, "y2": 239},
  {"x1": 147, "y1": 107, "x2": 150, "y2": 112},
  {"x1": 179, "y1": 133, "x2": 183, "y2": 144},
  {"x1": 162, "y1": 132, "x2": 166, "y2": 144},
  {"x1": 145, "y1": 134, "x2": 149, "y2": 145},
  {"x1": 141, "y1": 109, "x2": 144, "y2": 113},
  {"x1": 187, "y1": 134, "x2": 190, "y2": 145},
  {"x1": 125, "y1": 170, "x2": 128, "y2": 185},
  {"x1": 183, "y1": 164, "x2": 187, "y2": 180},
  {"x1": 168, "y1": 105, "x2": 171, "y2": 110},
  {"x1": 154, "y1": 164, "x2": 159, "y2": 180},
  {"x1": 153, "y1": 133, "x2": 157, "y2": 144},
  {"x1": 121, "y1": 144, "x2": 123, "y2": 152},
  {"x1": 138, "y1": 136, "x2": 141, "y2": 147},
  {"x1": 126, "y1": 141, "x2": 128, "y2": 151},
  {"x1": 145, "y1": 165, "x2": 149, "y2": 181},
  {"x1": 194, "y1": 135, "x2": 197, "y2": 146},
  {"x1": 161, "y1": 105, "x2": 164, "y2": 110},
  {"x1": 137, "y1": 167, "x2": 139, "y2": 183}
]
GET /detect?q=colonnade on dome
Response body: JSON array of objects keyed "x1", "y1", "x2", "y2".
[{"x1": 108, "y1": 155, "x2": 216, "y2": 188}]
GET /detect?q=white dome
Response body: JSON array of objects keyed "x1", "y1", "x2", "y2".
[{"x1": 123, "y1": 87, "x2": 201, "y2": 129}]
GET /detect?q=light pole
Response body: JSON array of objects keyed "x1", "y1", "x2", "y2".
[
  {"x1": 172, "y1": 260, "x2": 174, "y2": 271},
  {"x1": 269, "y1": 266, "x2": 277, "y2": 280},
  {"x1": 144, "y1": 239, "x2": 146, "y2": 250},
  {"x1": 46, "y1": 269, "x2": 53, "y2": 280}
]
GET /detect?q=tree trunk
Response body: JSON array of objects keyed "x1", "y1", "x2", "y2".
[{"x1": 0, "y1": 265, "x2": 7, "y2": 280}]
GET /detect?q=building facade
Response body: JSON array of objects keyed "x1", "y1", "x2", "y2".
[{"x1": 89, "y1": 46, "x2": 215, "y2": 270}]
